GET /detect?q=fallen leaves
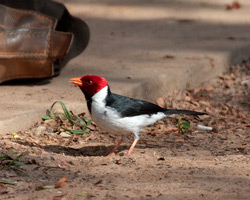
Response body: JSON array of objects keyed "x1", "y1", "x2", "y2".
[
  {"x1": 156, "y1": 97, "x2": 165, "y2": 108},
  {"x1": 165, "y1": 127, "x2": 178, "y2": 132},
  {"x1": 150, "y1": 61, "x2": 250, "y2": 154},
  {"x1": 159, "y1": 62, "x2": 249, "y2": 136},
  {"x1": 52, "y1": 193, "x2": 67, "y2": 200},
  {"x1": 199, "y1": 100, "x2": 211, "y2": 107},
  {"x1": 37, "y1": 176, "x2": 67, "y2": 190},
  {"x1": 223, "y1": 124, "x2": 250, "y2": 132},
  {"x1": 226, "y1": 1, "x2": 241, "y2": 11},
  {"x1": 175, "y1": 138, "x2": 185, "y2": 143},
  {"x1": 94, "y1": 179, "x2": 103, "y2": 185},
  {"x1": 55, "y1": 176, "x2": 67, "y2": 188}
]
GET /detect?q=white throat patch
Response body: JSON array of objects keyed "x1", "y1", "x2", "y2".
[{"x1": 91, "y1": 86, "x2": 108, "y2": 105}]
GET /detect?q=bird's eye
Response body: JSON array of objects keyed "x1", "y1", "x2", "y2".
[{"x1": 87, "y1": 80, "x2": 93, "y2": 85}]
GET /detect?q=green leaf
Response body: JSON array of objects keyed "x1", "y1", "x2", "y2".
[
  {"x1": 11, "y1": 167, "x2": 29, "y2": 177},
  {"x1": 63, "y1": 128, "x2": 90, "y2": 135},
  {"x1": 7, "y1": 149, "x2": 14, "y2": 158},
  {"x1": 182, "y1": 122, "x2": 191, "y2": 129},
  {"x1": 42, "y1": 115, "x2": 51, "y2": 120},
  {"x1": 58, "y1": 113, "x2": 66, "y2": 120},
  {"x1": 0, "y1": 154, "x2": 10, "y2": 161},
  {"x1": 75, "y1": 115, "x2": 87, "y2": 128},
  {"x1": 10, "y1": 161, "x2": 25, "y2": 166},
  {"x1": 43, "y1": 101, "x2": 92, "y2": 136},
  {"x1": 7, "y1": 153, "x2": 24, "y2": 167},
  {"x1": 0, "y1": 179, "x2": 17, "y2": 185},
  {"x1": 86, "y1": 119, "x2": 92, "y2": 126},
  {"x1": 59, "y1": 101, "x2": 75, "y2": 126},
  {"x1": 77, "y1": 191, "x2": 88, "y2": 196},
  {"x1": 49, "y1": 101, "x2": 58, "y2": 119}
]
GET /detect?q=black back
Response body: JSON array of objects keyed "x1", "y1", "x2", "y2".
[
  {"x1": 82, "y1": 86, "x2": 206, "y2": 117},
  {"x1": 105, "y1": 89, "x2": 166, "y2": 117}
]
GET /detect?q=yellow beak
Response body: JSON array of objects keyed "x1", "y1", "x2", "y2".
[{"x1": 69, "y1": 77, "x2": 83, "y2": 87}]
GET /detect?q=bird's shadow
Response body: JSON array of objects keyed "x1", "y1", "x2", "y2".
[
  {"x1": 15, "y1": 141, "x2": 129, "y2": 157},
  {"x1": 14, "y1": 140, "x2": 162, "y2": 157}
]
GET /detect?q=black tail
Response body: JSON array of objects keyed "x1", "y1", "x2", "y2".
[{"x1": 164, "y1": 109, "x2": 207, "y2": 115}]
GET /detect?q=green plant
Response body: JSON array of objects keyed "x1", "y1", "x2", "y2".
[
  {"x1": 42, "y1": 101, "x2": 92, "y2": 135},
  {"x1": 177, "y1": 117, "x2": 191, "y2": 135},
  {"x1": 0, "y1": 149, "x2": 28, "y2": 177},
  {"x1": 0, "y1": 179, "x2": 17, "y2": 185}
]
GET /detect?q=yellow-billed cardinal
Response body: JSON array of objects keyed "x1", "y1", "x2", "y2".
[{"x1": 70, "y1": 75, "x2": 206, "y2": 156}]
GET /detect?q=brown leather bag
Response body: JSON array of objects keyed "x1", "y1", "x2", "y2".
[{"x1": 0, "y1": 0, "x2": 89, "y2": 83}]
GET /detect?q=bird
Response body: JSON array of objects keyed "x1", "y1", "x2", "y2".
[{"x1": 70, "y1": 75, "x2": 206, "y2": 156}]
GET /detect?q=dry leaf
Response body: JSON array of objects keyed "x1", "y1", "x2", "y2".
[
  {"x1": 232, "y1": 1, "x2": 241, "y2": 9},
  {"x1": 205, "y1": 86, "x2": 213, "y2": 92},
  {"x1": 225, "y1": 80, "x2": 233, "y2": 88},
  {"x1": 173, "y1": 89, "x2": 179, "y2": 95},
  {"x1": 52, "y1": 193, "x2": 66, "y2": 200},
  {"x1": 156, "y1": 97, "x2": 165, "y2": 108},
  {"x1": 115, "y1": 160, "x2": 122, "y2": 165},
  {"x1": 199, "y1": 100, "x2": 211, "y2": 107},
  {"x1": 57, "y1": 162, "x2": 71, "y2": 168},
  {"x1": 101, "y1": 162, "x2": 108, "y2": 165},
  {"x1": 190, "y1": 100, "x2": 200, "y2": 107},
  {"x1": 175, "y1": 138, "x2": 184, "y2": 143},
  {"x1": 165, "y1": 127, "x2": 178, "y2": 131},
  {"x1": 185, "y1": 96, "x2": 191, "y2": 102},
  {"x1": 55, "y1": 176, "x2": 67, "y2": 188},
  {"x1": 36, "y1": 185, "x2": 54, "y2": 190},
  {"x1": 94, "y1": 179, "x2": 103, "y2": 185}
]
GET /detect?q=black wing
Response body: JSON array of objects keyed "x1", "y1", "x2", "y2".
[{"x1": 106, "y1": 92, "x2": 166, "y2": 117}]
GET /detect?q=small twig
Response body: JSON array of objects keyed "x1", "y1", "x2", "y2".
[
  {"x1": 222, "y1": 145, "x2": 250, "y2": 150},
  {"x1": 223, "y1": 124, "x2": 250, "y2": 132}
]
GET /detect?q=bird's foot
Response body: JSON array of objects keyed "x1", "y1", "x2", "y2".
[
  {"x1": 126, "y1": 139, "x2": 138, "y2": 156},
  {"x1": 106, "y1": 138, "x2": 124, "y2": 157}
]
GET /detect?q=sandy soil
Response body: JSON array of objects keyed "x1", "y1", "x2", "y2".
[{"x1": 0, "y1": 63, "x2": 249, "y2": 200}]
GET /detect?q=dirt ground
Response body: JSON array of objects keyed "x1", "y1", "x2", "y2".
[{"x1": 0, "y1": 62, "x2": 249, "y2": 200}]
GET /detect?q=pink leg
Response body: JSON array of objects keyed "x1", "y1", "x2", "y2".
[
  {"x1": 107, "y1": 138, "x2": 124, "y2": 156},
  {"x1": 126, "y1": 139, "x2": 139, "y2": 156}
]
